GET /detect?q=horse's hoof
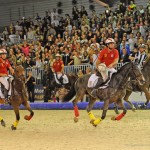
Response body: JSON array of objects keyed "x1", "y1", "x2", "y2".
[
  {"x1": 93, "y1": 124, "x2": 97, "y2": 127},
  {"x1": 24, "y1": 115, "x2": 32, "y2": 120},
  {"x1": 139, "y1": 104, "x2": 146, "y2": 109},
  {"x1": 1, "y1": 120, "x2": 6, "y2": 127},
  {"x1": 74, "y1": 117, "x2": 78, "y2": 123},
  {"x1": 90, "y1": 119, "x2": 95, "y2": 124},
  {"x1": 132, "y1": 107, "x2": 136, "y2": 112},
  {"x1": 11, "y1": 125, "x2": 16, "y2": 130},
  {"x1": 111, "y1": 116, "x2": 116, "y2": 121}
]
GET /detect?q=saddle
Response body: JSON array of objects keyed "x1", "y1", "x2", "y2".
[{"x1": 88, "y1": 71, "x2": 112, "y2": 89}]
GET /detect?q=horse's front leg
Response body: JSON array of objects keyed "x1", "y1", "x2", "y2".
[
  {"x1": 124, "y1": 90, "x2": 136, "y2": 111},
  {"x1": 0, "y1": 116, "x2": 6, "y2": 127},
  {"x1": 91, "y1": 99, "x2": 109, "y2": 127},
  {"x1": 114, "y1": 102, "x2": 119, "y2": 114},
  {"x1": 111, "y1": 99, "x2": 127, "y2": 121},
  {"x1": 23, "y1": 101, "x2": 34, "y2": 121},
  {"x1": 11, "y1": 106, "x2": 20, "y2": 130},
  {"x1": 86, "y1": 96, "x2": 97, "y2": 123},
  {"x1": 139, "y1": 86, "x2": 150, "y2": 109}
]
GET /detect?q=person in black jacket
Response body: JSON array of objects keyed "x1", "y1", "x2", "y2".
[
  {"x1": 26, "y1": 71, "x2": 36, "y2": 102},
  {"x1": 62, "y1": 47, "x2": 72, "y2": 66},
  {"x1": 120, "y1": 47, "x2": 130, "y2": 63}
]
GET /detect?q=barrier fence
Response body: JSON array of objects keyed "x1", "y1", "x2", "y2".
[{"x1": 26, "y1": 63, "x2": 124, "y2": 84}]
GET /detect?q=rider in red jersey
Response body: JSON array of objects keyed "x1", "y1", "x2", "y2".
[
  {"x1": 0, "y1": 49, "x2": 14, "y2": 101},
  {"x1": 91, "y1": 38, "x2": 119, "y2": 88},
  {"x1": 52, "y1": 53, "x2": 68, "y2": 85}
]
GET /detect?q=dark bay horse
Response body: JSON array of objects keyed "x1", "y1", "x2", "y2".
[
  {"x1": 115, "y1": 57, "x2": 150, "y2": 112},
  {"x1": 43, "y1": 66, "x2": 78, "y2": 102},
  {"x1": 62, "y1": 62, "x2": 145, "y2": 126},
  {"x1": 0, "y1": 65, "x2": 34, "y2": 130}
]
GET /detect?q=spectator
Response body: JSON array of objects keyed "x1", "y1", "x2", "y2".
[
  {"x1": 120, "y1": 47, "x2": 130, "y2": 63},
  {"x1": 26, "y1": 71, "x2": 36, "y2": 102}
]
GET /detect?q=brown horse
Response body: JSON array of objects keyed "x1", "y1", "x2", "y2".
[
  {"x1": 62, "y1": 62, "x2": 145, "y2": 127},
  {"x1": 0, "y1": 65, "x2": 34, "y2": 130},
  {"x1": 114, "y1": 57, "x2": 150, "y2": 113}
]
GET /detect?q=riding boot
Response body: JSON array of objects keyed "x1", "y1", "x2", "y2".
[{"x1": 94, "y1": 77, "x2": 104, "y2": 89}]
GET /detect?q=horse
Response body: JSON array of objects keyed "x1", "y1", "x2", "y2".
[
  {"x1": 62, "y1": 62, "x2": 145, "y2": 126},
  {"x1": 43, "y1": 66, "x2": 78, "y2": 102},
  {"x1": 0, "y1": 65, "x2": 34, "y2": 130},
  {"x1": 114, "y1": 57, "x2": 150, "y2": 113}
]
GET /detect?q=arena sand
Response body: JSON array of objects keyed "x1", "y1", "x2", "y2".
[{"x1": 0, "y1": 110, "x2": 150, "y2": 150}]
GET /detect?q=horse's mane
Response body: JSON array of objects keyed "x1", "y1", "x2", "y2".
[{"x1": 116, "y1": 62, "x2": 131, "y2": 74}]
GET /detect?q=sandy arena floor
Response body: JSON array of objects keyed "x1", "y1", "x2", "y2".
[{"x1": 0, "y1": 110, "x2": 150, "y2": 150}]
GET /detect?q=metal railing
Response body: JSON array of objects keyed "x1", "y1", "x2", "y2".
[{"x1": 26, "y1": 63, "x2": 124, "y2": 84}]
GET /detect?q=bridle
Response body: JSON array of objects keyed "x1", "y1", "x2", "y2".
[
  {"x1": 14, "y1": 67, "x2": 25, "y2": 82},
  {"x1": 131, "y1": 64, "x2": 145, "y2": 85}
]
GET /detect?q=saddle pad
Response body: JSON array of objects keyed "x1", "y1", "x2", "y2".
[
  {"x1": 98, "y1": 72, "x2": 113, "y2": 89},
  {"x1": 88, "y1": 74, "x2": 99, "y2": 88}
]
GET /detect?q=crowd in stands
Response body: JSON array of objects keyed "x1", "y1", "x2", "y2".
[{"x1": 0, "y1": 0, "x2": 150, "y2": 77}]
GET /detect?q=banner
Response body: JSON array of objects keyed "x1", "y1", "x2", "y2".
[{"x1": 34, "y1": 84, "x2": 44, "y2": 101}]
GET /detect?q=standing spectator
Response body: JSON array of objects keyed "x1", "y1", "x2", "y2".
[
  {"x1": 133, "y1": 44, "x2": 148, "y2": 68},
  {"x1": 128, "y1": 33, "x2": 137, "y2": 54},
  {"x1": 27, "y1": 27, "x2": 35, "y2": 42},
  {"x1": 26, "y1": 71, "x2": 36, "y2": 103}
]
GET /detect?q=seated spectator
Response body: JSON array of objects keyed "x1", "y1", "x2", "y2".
[{"x1": 120, "y1": 47, "x2": 130, "y2": 63}]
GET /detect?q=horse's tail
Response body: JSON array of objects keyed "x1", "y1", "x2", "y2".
[{"x1": 63, "y1": 82, "x2": 76, "y2": 102}]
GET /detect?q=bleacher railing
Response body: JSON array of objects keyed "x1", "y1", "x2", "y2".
[{"x1": 26, "y1": 63, "x2": 124, "y2": 84}]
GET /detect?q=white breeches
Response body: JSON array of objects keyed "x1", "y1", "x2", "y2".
[
  {"x1": 0, "y1": 75, "x2": 13, "y2": 98},
  {"x1": 107, "y1": 68, "x2": 117, "y2": 74},
  {"x1": 55, "y1": 73, "x2": 69, "y2": 84}
]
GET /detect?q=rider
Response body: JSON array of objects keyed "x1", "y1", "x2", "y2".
[
  {"x1": 52, "y1": 53, "x2": 69, "y2": 86},
  {"x1": 95, "y1": 38, "x2": 119, "y2": 88},
  {"x1": 0, "y1": 48, "x2": 14, "y2": 101}
]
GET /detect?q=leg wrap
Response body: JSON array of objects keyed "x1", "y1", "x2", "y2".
[
  {"x1": 115, "y1": 113, "x2": 125, "y2": 121},
  {"x1": 94, "y1": 118, "x2": 102, "y2": 125},
  {"x1": 13, "y1": 120, "x2": 19, "y2": 127},
  {"x1": 74, "y1": 106, "x2": 79, "y2": 117},
  {"x1": 0, "y1": 117, "x2": 3, "y2": 122},
  {"x1": 88, "y1": 112, "x2": 96, "y2": 120}
]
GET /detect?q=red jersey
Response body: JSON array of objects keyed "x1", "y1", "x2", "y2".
[
  {"x1": 53, "y1": 60, "x2": 63, "y2": 72},
  {"x1": 98, "y1": 48, "x2": 119, "y2": 67},
  {"x1": 0, "y1": 58, "x2": 11, "y2": 75}
]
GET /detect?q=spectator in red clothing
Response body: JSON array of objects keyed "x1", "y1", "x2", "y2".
[
  {"x1": 19, "y1": 42, "x2": 30, "y2": 57},
  {"x1": 0, "y1": 49, "x2": 14, "y2": 101}
]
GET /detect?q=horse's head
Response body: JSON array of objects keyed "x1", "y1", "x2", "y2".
[
  {"x1": 130, "y1": 62, "x2": 145, "y2": 86},
  {"x1": 14, "y1": 65, "x2": 26, "y2": 81}
]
